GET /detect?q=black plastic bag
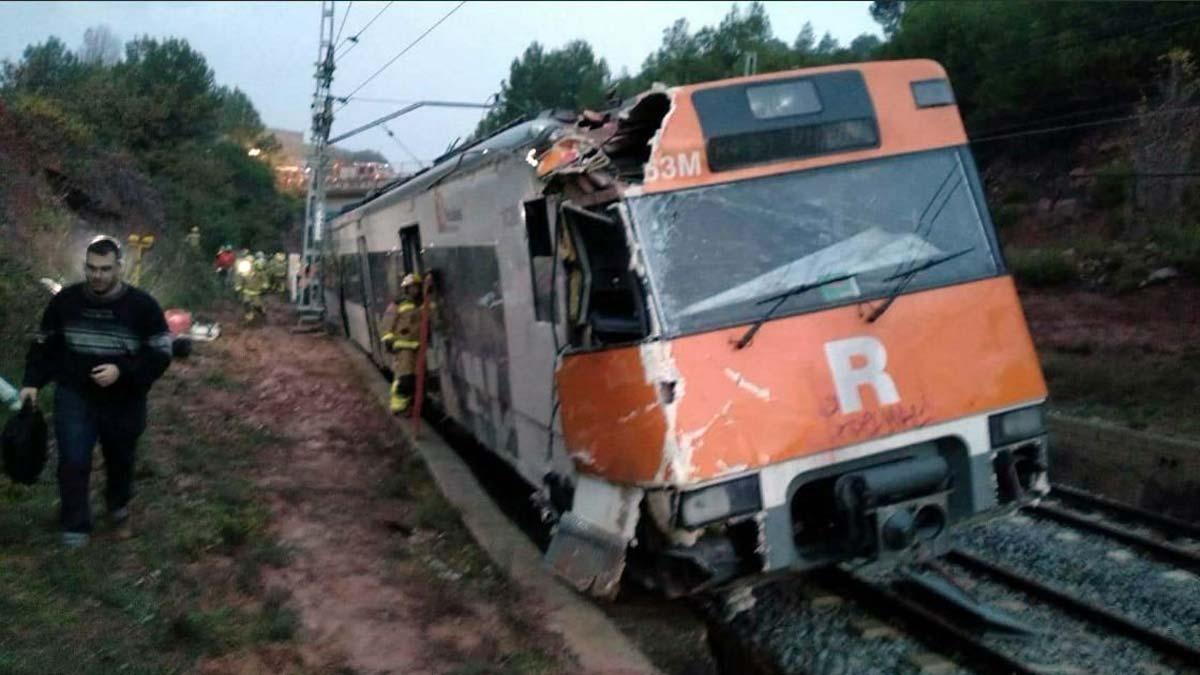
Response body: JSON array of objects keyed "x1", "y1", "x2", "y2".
[{"x1": 2, "y1": 401, "x2": 48, "y2": 485}]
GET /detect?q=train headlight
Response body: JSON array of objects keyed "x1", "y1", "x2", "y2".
[
  {"x1": 678, "y1": 475, "x2": 762, "y2": 529},
  {"x1": 989, "y1": 405, "x2": 1046, "y2": 446}
]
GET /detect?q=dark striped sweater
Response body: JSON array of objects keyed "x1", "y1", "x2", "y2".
[{"x1": 23, "y1": 283, "x2": 171, "y2": 400}]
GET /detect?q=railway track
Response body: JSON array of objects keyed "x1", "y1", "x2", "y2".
[
  {"x1": 1026, "y1": 484, "x2": 1200, "y2": 571},
  {"x1": 705, "y1": 491, "x2": 1200, "y2": 675}
]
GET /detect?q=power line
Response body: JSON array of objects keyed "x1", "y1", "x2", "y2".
[
  {"x1": 334, "y1": 0, "x2": 395, "y2": 63},
  {"x1": 970, "y1": 103, "x2": 1200, "y2": 144},
  {"x1": 336, "y1": 1, "x2": 468, "y2": 110},
  {"x1": 967, "y1": 100, "x2": 1139, "y2": 139},
  {"x1": 333, "y1": 95, "x2": 420, "y2": 105},
  {"x1": 333, "y1": 1, "x2": 352, "y2": 47},
  {"x1": 380, "y1": 122, "x2": 426, "y2": 167}
]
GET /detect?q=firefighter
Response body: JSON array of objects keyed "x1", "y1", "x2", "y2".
[
  {"x1": 380, "y1": 273, "x2": 422, "y2": 415},
  {"x1": 239, "y1": 257, "x2": 270, "y2": 324},
  {"x1": 269, "y1": 252, "x2": 287, "y2": 296},
  {"x1": 214, "y1": 245, "x2": 236, "y2": 286},
  {"x1": 185, "y1": 226, "x2": 201, "y2": 249}
]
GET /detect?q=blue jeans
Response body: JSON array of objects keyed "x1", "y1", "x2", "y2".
[{"x1": 54, "y1": 386, "x2": 146, "y2": 534}]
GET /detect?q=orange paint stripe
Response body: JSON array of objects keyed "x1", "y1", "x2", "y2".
[
  {"x1": 558, "y1": 277, "x2": 1046, "y2": 485},
  {"x1": 639, "y1": 60, "x2": 966, "y2": 195}
]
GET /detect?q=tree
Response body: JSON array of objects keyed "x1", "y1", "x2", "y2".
[
  {"x1": 217, "y1": 86, "x2": 264, "y2": 146},
  {"x1": 1134, "y1": 49, "x2": 1200, "y2": 219},
  {"x1": 106, "y1": 37, "x2": 221, "y2": 149},
  {"x1": 878, "y1": 1, "x2": 1200, "y2": 133},
  {"x1": 0, "y1": 37, "x2": 84, "y2": 98},
  {"x1": 475, "y1": 40, "x2": 610, "y2": 137},
  {"x1": 79, "y1": 25, "x2": 121, "y2": 66},
  {"x1": 815, "y1": 32, "x2": 840, "y2": 56},
  {"x1": 869, "y1": 0, "x2": 906, "y2": 38},
  {"x1": 793, "y1": 22, "x2": 816, "y2": 55},
  {"x1": 846, "y1": 34, "x2": 883, "y2": 61},
  {"x1": 631, "y1": 2, "x2": 793, "y2": 89}
]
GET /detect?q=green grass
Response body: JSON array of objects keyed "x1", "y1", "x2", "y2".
[
  {"x1": 1044, "y1": 348, "x2": 1200, "y2": 435},
  {"x1": 0, "y1": 357, "x2": 297, "y2": 673}
]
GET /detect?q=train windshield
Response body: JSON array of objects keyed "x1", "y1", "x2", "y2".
[{"x1": 628, "y1": 147, "x2": 1001, "y2": 335}]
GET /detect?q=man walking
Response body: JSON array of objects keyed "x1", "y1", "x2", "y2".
[{"x1": 19, "y1": 235, "x2": 172, "y2": 548}]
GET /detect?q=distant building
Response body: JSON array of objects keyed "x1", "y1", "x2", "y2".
[{"x1": 266, "y1": 128, "x2": 402, "y2": 197}]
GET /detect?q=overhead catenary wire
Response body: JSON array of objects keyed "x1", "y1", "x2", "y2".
[
  {"x1": 969, "y1": 103, "x2": 1200, "y2": 144},
  {"x1": 379, "y1": 122, "x2": 427, "y2": 168},
  {"x1": 333, "y1": 1, "x2": 353, "y2": 48},
  {"x1": 336, "y1": 0, "x2": 468, "y2": 111},
  {"x1": 334, "y1": 0, "x2": 396, "y2": 63},
  {"x1": 334, "y1": 95, "x2": 420, "y2": 105},
  {"x1": 967, "y1": 100, "x2": 1142, "y2": 139}
]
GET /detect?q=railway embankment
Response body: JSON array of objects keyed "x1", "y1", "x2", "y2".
[
  {"x1": 1049, "y1": 413, "x2": 1200, "y2": 523},
  {"x1": 340, "y1": 334, "x2": 664, "y2": 675}
]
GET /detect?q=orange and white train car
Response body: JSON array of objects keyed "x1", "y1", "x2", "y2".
[{"x1": 328, "y1": 60, "x2": 1050, "y2": 598}]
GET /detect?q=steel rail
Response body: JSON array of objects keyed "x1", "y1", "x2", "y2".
[
  {"x1": 947, "y1": 549, "x2": 1200, "y2": 665},
  {"x1": 1025, "y1": 503, "x2": 1200, "y2": 572},
  {"x1": 817, "y1": 567, "x2": 1041, "y2": 675},
  {"x1": 1050, "y1": 483, "x2": 1200, "y2": 540}
]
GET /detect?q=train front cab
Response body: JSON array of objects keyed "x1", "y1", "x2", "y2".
[{"x1": 545, "y1": 60, "x2": 1050, "y2": 597}]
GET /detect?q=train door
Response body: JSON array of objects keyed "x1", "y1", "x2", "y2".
[
  {"x1": 337, "y1": 255, "x2": 350, "y2": 337},
  {"x1": 399, "y1": 224, "x2": 423, "y2": 276},
  {"x1": 357, "y1": 235, "x2": 383, "y2": 363}
]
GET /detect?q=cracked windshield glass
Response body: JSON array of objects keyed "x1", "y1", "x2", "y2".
[{"x1": 630, "y1": 148, "x2": 1001, "y2": 334}]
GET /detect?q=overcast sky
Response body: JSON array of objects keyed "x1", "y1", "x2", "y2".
[{"x1": 0, "y1": 1, "x2": 881, "y2": 170}]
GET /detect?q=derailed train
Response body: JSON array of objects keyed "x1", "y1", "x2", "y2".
[{"x1": 327, "y1": 60, "x2": 1050, "y2": 598}]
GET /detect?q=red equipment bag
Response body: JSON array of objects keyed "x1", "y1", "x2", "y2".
[
  {"x1": 164, "y1": 308, "x2": 193, "y2": 335},
  {"x1": 2, "y1": 401, "x2": 48, "y2": 485}
]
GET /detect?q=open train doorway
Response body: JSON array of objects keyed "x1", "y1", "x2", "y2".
[{"x1": 399, "y1": 224, "x2": 423, "y2": 277}]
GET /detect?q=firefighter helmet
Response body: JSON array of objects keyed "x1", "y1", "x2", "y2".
[{"x1": 400, "y1": 272, "x2": 422, "y2": 288}]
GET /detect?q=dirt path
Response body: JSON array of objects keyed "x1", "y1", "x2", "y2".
[{"x1": 199, "y1": 307, "x2": 574, "y2": 674}]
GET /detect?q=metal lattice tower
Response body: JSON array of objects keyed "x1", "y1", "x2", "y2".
[{"x1": 300, "y1": 0, "x2": 336, "y2": 311}]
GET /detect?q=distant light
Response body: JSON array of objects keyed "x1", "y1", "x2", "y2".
[{"x1": 247, "y1": 148, "x2": 262, "y2": 157}]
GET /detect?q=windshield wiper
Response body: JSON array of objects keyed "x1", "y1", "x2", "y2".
[
  {"x1": 734, "y1": 272, "x2": 855, "y2": 349},
  {"x1": 865, "y1": 246, "x2": 975, "y2": 323}
]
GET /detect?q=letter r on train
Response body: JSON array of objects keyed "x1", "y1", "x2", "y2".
[{"x1": 824, "y1": 336, "x2": 901, "y2": 414}]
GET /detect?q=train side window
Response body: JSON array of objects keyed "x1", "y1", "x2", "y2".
[
  {"x1": 524, "y1": 198, "x2": 554, "y2": 323},
  {"x1": 560, "y1": 203, "x2": 649, "y2": 347}
]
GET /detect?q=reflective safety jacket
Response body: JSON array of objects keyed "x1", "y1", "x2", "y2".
[
  {"x1": 240, "y1": 268, "x2": 270, "y2": 297},
  {"x1": 381, "y1": 301, "x2": 420, "y2": 351}
]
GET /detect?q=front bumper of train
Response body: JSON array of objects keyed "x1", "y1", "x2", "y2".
[{"x1": 645, "y1": 404, "x2": 1048, "y2": 593}]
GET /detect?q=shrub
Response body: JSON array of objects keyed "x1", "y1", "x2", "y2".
[
  {"x1": 991, "y1": 203, "x2": 1024, "y2": 231},
  {"x1": 1005, "y1": 248, "x2": 1076, "y2": 287},
  {"x1": 1089, "y1": 160, "x2": 1132, "y2": 210},
  {"x1": 137, "y1": 236, "x2": 225, "y2": 310},
  {"x1": 1155, "y1": 222, "x2": 1200, "y2": 278}
]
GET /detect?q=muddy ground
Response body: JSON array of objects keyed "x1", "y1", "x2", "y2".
[
  {"x1": 190, "y1": 304, "x2": 577, "y2": 674},
  {"x1": 1018, "y1": 282, "x2": 1200, "y2": 435},
  {"x1": 1020, "y1": 283, "x2": 1200, "y2": 356}
]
